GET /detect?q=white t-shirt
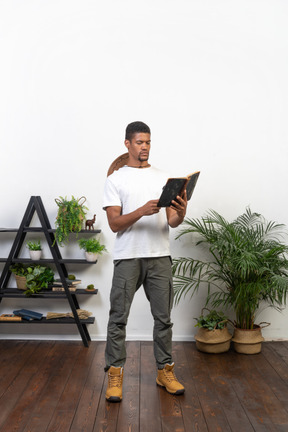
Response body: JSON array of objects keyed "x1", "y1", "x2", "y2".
[{"x1": 103, "y1": 166, "x2": 170, "y2": 260}]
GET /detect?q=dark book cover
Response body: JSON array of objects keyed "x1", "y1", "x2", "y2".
[
  {"x1": 13, "y1": 309, "x2": 43, "y2": 320},
  {"x1": 157, "y1": 171, "x2": 200, "y2": 207}
]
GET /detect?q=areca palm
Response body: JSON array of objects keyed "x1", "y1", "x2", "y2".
[{"x1": 172, "y1": 208, "x2": 288, "y2": 329}]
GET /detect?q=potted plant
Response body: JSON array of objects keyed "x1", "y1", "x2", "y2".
[
  {"x1": 78, "y1": 238, "x2": 107, "y2": 262},
  {"x1": 172, "y1": 208, "x2": 288, "y2": 354},
  {"x1": 85, "y1": 284, "x2": 96, "y2": 292},
  {"x1": 26, "y1": 240, "x2": 42, "y2": 260},
  {"x1": 194, "y1": 309, "x2": 232, "y2": 353},
  {"x1": 54, "y1": 196, "x2": 88, "y2": 246},
  {"x1": 9, "y1": 263, "x2": 28, "y2": 290},
  {"x1": 10, "y1": 263, "x2": 55, "y2": 296}
]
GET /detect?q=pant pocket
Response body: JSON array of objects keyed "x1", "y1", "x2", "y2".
[
  {"x1": 110, "y1": 277, "x2": 126, "y2": 316},
  {"x1": 169, "y1": 278, "x2": 174, "y2": 312}
]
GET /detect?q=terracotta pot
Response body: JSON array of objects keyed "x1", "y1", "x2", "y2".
[
  {"x1": 15, "y1": 275, "x2": 27, "y2": 290},
  {"x1": 232, "y1": 325, "x2": 265, "y2": 354},
  {"x1": 195, "y1": 327, "x2": 232, "y2": 354}
]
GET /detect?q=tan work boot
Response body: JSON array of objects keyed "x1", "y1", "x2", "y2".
[
  {"x1": 156, "y1": 363, "x2": 185, "y2": 395},
  {"x1": 105, "y1": 366, "x2": 124, "y2": 402}
]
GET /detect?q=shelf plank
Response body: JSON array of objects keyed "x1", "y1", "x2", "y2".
[
  {"x1": 0, "y1": 317, "x2": 95, "y2": 324},
  {"x1": 9, "y1": 258, "x2": 98, "y2": 264},
  {"x1": 0, "y1": 288, "x2": 98, "y2": 298},
  {"x1": 47, "y1": 229, "x2": 101, "y2": 234},
  {"x1": 0, "y1": 228, "x2": 101, "y2": 233}
]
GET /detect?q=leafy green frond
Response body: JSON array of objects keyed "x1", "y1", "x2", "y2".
[
  {"x1": 54, "y1": 196, "x2": 88, "y2": 246},
  {"x1": 173, "y1": 207, "x2": 288, "y2": 328}
]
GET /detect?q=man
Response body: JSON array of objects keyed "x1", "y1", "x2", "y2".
[{"x1": 103, "y1": 121, "x2": 187, "y2": 402}]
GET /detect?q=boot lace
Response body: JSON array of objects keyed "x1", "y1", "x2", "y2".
[
  {"x1": 108, "y1": 372, "x2": 122, "y2": 388},
  {"x1": 164, "y1": 368, "x2": 179, "y2": 383}
]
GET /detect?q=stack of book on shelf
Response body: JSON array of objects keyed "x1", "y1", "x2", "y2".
[
  {"x1": 52, "y1": 278, "x2": 81, "y2": 292},
  {"x1": 13, "y1": 309, "x2": 43, "y2": 321}
]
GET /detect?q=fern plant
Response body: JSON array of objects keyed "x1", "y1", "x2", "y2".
[
  {"x1": 54, "y1": 196, "x2": 88, "y2": 246},
  {"x1": 172, "y1": 208, "x2": 288, "y2": 329}
]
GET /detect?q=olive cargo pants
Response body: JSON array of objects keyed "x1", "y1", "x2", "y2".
[{"x1": 105, "y1": 257, "x2": 174, "y2": 370}]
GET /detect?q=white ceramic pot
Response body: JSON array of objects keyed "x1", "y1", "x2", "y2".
[
  {"x1": 85, "y1": 252, "x2": 98, "y2": 262},
  {"x1": 29, "y1": 250, "x2": 42, "y2": 260}
]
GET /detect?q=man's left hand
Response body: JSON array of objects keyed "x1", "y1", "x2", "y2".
[{"x1": 167, "y1": 190, "x2": 187, "y2": 227}]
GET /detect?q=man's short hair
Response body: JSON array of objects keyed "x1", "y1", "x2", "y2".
[{"x1": 125, "y1": 121, "x2": 151, "y2": 141}]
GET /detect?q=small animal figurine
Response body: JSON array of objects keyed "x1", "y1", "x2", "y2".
[{"x1": 85, "y1": 214, "x2": 96, "y2": 230}]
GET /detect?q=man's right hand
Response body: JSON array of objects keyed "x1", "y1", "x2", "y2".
[
  {"x1": 140, "y1": 200, "x2": 160, "y2": 216},
  {"x1": 106, "y1": 200, "x2": 160, "y2": 233}
]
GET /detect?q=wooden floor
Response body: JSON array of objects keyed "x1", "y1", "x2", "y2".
[{"x1": 0, "y1": 341, "x2": 288, "y2": 432}]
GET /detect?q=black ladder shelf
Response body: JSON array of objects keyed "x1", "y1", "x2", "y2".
[{"x1": 0, "y1": 196, "x2": 100, "y2": 347}]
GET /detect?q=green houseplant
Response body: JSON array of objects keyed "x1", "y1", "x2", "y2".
[
  {"x1": 172, "y1": 208, "x2": 288, "y2": 353},
  {"x1": 26, "y1": 240, "x2": 42, "y2": 260},
  {"x1": 85, "y1": 283, "x2": 96, "y2": 292},
  {"x1": 10, "y1": 263, "x2": 54, "y2": 296},
  {"x1": 78, "y1": 238, "x2": 107, "y2": 262},
  {"x1": 26, "y1": 240, "x2": 42, "y2": 251},
  {"x1": 54, "y1": 196, "x2": 88, "y2": 246},
  {"x1": 194, "y1": 309, "x2": 232, "y2": 353},
  {"x1": 9, "y1": 262, "x2": 28, "y2": 289},
  {"x1": 195, "y1": 309, "x2": 228, "y2": 331}
]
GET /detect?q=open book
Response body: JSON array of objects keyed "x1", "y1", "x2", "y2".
[{"x1": 157, "y1": 171, "x2": 200, "y2": 207}]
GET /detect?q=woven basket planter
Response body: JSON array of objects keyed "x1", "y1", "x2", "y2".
[
  {"x1": 232, "y1": 325, "x2": 265, "y2": 354},
  {"x1": 15, "y1": 275, "x2": 27, "y2": 290},
  {"x1": 195, "y1": 327, "x2": 232, "y2": 354}
]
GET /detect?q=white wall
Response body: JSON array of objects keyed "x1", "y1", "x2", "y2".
[{"x1": 0, "y1": 0, "x2": 288, "y2": 342}]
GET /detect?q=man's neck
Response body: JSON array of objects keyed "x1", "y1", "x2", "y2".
[{"x1": 127, "y1": 160, "x2": 151, "y2": 169}]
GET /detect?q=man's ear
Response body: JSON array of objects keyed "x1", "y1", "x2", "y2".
[{"x1": 124, "y1": 139, "x2": 130, "y2": 150}]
